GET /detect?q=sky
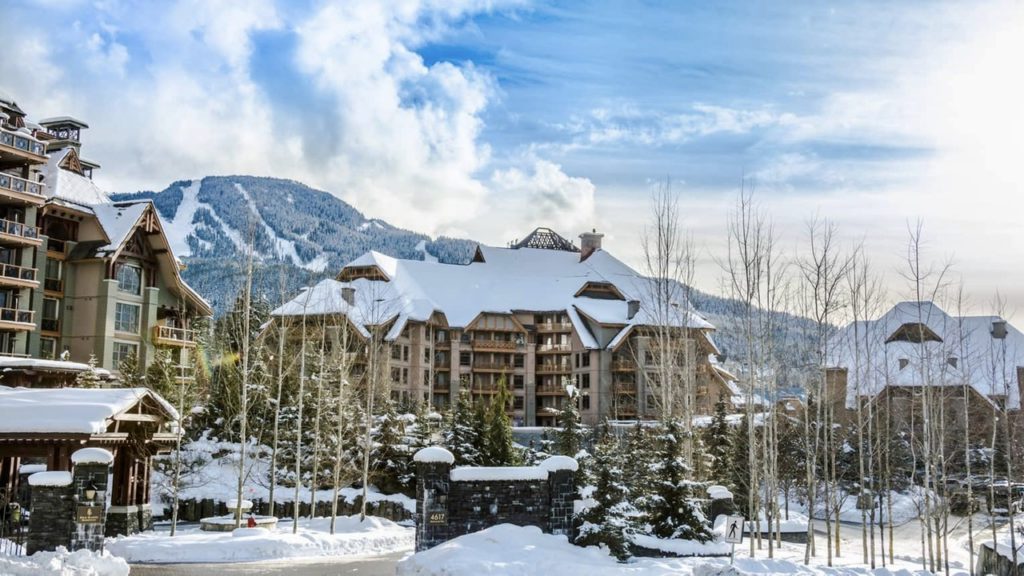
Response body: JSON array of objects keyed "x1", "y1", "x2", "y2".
[{"x1": 2, "y1": 0, "x2": 1022, "y2": 314}]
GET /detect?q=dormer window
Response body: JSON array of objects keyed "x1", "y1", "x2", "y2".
[{"x1": 886, "y1": 322, "x2": 943, "y2": 344}]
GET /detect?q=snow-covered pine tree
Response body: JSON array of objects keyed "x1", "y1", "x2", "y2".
[
  {"x1": 117, "y1": 351, "x2": 145, "y2": 388},
  {"x1": 647, "y1": 418, "x2": 712, "y2": 542},
  {"x1": 473, "y1": 398, "x2": 490, "y2": 462},
  {"x1": 372, "y1": 400, "x2": 408, "y2": 494},
  {"x1": 703, "y1": 396, "x2": 733, "y2": 486},
  {"x1": 484, "y1": 378, "x2": 516, "y2": 466},
  {"x1": 76, "y1": 354, "x2": 102, "y2": 388},
  {"x1": 575, "y1": 432, "x2": 636, "y2": 561},
  {"x1": 443, "y1": 391, "x2": 482, "y2": 466},
  {"x1": 556, "y1": 388, "x2": 583, "y2": 457},
  {"x1": 728, "y1": 413, "x2": 754, "y2": 512},
  {"x1": 622, "y1": 422, "x2": 655, "y2": 506}
]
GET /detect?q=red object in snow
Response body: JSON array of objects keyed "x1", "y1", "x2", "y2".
[{"x1": 247, "y1": 515, "x2": 256, "y2": 528}]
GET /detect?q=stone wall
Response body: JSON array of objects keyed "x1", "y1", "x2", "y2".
[
  {"x1": 26, "y1": 484, "x2": 74, "y2": 555},
  {"x1": 414, "y1": 448, "x2": 578, "y2": 552},
  {"x1": 163, "y1": 496, "x2": 413, "y2": 524}
]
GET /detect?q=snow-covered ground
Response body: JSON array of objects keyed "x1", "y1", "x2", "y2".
[
  {"x1": 395, "y1": 524, "x2": 937, "y2": 576},
  {"x1": 780, "y1": 487, "x2": 929, "y2": 526},
  {"x1": 106, "y1": 515, "x2": 412, "y2": 564},
  {"x1": 151, "y1": 433, "x2": 415, "y2": 516},
  {"x1": 0, "y1": 547, "x2": 128, "y2": 576}
]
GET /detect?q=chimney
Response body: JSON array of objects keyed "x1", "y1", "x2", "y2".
[
  {"x1": 342, "y1": 287, "x2": 356, "y2": 306},
  {"x1": 579, "y1": 229, "x2": 604, "y2": 261},
  {"x1": 898, "y1": 358, "x2": 909, "y2": 370},
  {"x1": 947, "y1": 357, "x2": 958, "y2": 369},
  {"x1": 627, "y1": 300, "x2": 640, "y2": 320},
  {"x1": 992, "y1": 320, "x2": 1008, "y2": 340}
]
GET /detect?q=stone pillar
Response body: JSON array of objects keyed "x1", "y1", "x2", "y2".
[
  {"x1": 413, "y1": 446, "x2": 454, "y2": 552},
  {"x1": 69, "y1": 448, "x2": 114, "y2": 552},
  {"x1": 540, "y1": 456, "x2": 578, "y2": 538},
  {"x1": 26, "y1": 471, "x2": 74, "y2": 555},
  {"x1": 140, "y1": 286, "x2": 160, "y2": 368}
]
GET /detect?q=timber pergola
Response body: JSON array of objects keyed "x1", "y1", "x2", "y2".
[{"x1": 0, "y1": 386, "x2": 178, "y2": 532}]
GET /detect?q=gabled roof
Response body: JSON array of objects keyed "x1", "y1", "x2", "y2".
[
  {"x1": 40, "y1": 148, "x2": 109, "y2": 203},
  {"x1": 0, "y1": 386, "x2": 178, "y2": 434},
  {"x1": 275, "y1": 232, "x2": 714, "y2": 348},
  {"x1": 832, "y1": 301, "x2": 1024, "y2": 410}
]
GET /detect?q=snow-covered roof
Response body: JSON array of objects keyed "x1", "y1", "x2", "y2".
[
  {"x1": 28, "y1": 471, "x2": 72, "y2": 487},
  {"x1": 0, "y1": 386, "x2": 179, "y2": 434},
  {"x1": 272, "y1": 242, "x2": 714, "y2": 348},
  {"x1": 91, "y1": 202, "x2": 148, "y2": 255},
  {"x1": 40, "y1": 148, "x2": 110, "y2": 205},
  {"x1": 831, "y1": 301, "x2": 1024, "y2": 410},
  {"x1": 71, "y1": 447, "x2": 114, "y2": 465}
]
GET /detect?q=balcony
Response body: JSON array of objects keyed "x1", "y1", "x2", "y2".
[
  {"x1": 433, "y1": 339, "x2": 451, "y2": 349},
  {"x1": 536, "y1": 343, "x2": 571, "y2": 353},
  {"x1": 536, "y1": 363, "x2": 571, "y2": 374},
  {"x1": 0, "y1": 127, "x2": 47, "y2": 163},
  {"x1": 152, "y1": 325, "x2": 197, "y2": 347},
  {"x1": 469, "y1": 384, "x2": 501, "y2": 394},
  {"x1": 47, "y1": 238, "x2": 67, "y2": 255},
  {"x1": 433, "y1": 358, "x2": 450, "y2": 370},
  {"x1": 536, "y1": 385, "x2": 567, "y2": 396},
  {"x1": 0, "y1": 173, "x2": 46, "y2": 205},
  {"x1": 433, "y1": 381, "x2": 450, "y2": 391},
  {"x1": 0, "y1": 262, "x2": 38, "y2": 289},
  {"x1": 40, "y1": 318, "x2": 59, "y2": 333},
  {"x1": 614, "y1": 384, "x2": 637, "y2": 395},
  {"x1": 536, "y1": 321, "x2": 573, "y2": 332},
  {"x1": 44, "y1": 278, "x2": 63, "y2": 293},
  {"x1": 0, "y1": 307, "x2": 34, "y2": 331},
  {"x1": 0, "y1": 218, "x2": 41, "y2": 247},
  {"x1": 471, "y1": 339, "x2": 520, "y2": 352},
  {"x1": 611, "y1": 359, "x2": 636, "y2": 372},
  {"x1": 472, "y1": 361, "x2": 514, "y2": 372}
]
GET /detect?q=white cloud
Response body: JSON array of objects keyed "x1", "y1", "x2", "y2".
[{"x1": 490, "y1": 158, "x2": 597, "y2": 239}]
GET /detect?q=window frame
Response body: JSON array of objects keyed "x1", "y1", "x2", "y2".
[
  {"x1": 114, "y1": 302, "x2": 141, "y2": 334},
  {"x1": 116, "y1": 264, "x2": 142, "y2": 295}
]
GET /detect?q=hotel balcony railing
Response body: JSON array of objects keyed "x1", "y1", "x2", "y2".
[
  {"x1": 471, "y1": 339, "x2": 520, "y2": 351},
  {"x1": 536, "y1": 321, "x2": 573, "y2": 332},
  {"x1": 47, "y1": 238, "x2": 67, "y2": 254},
  {"x1": 536, "y1": 363, "x2": 571, "y2": 374},
  {"x1": 536, "y1": 384, "x2": 567, "y2": 396},
  {"x1": 0, "y1": 173, "x2": 46, "y2": 200},
  {"x1": 469, "y1": 383, "x2": 501, "y2": 393},
  {"x1": 0, "y1": 218, "x2": 41, "y2": 244},
  {"x1": 473, "y1": 361, "x2": 514, "y2": 372},
  {"x1": 614, "y1": 384, "x2": 637, "y2": 395},
  {"x1": 0, "y1": 127, "x2": 47, "y2": 160},
  {"x1": 40, "y1": 318, "x2": 59, "y2": 332},
  {"x1": 0, "y1": 307, "x2": 34, "y2": 326},
  {"x1": 433, "y1": 381, "x2": 450, "y2": 391},
  {"x1": 152, "y1": 325, "x2": 197, "y2": 347},
  {"x1": 611, "y1": 359, "x2": 636, "y2": 372},
  {"x1": 537, "y1": 343, "x2": 571, "y2": 353},
  {"x1": 0, "y1": 262, "x2": 38, "y2": 286}
]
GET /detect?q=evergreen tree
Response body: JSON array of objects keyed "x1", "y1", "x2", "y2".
[
  {"x1": 556, "y1": 387, "x2": 584, "y2": 457},
  {"x1": 727, "y1": 414, "x2": 754, "y2": 509},
  {"x1": 575, "y1": 432, "x2": 636, "y2": 561},
  {"x1": 703, "y1": 396, "x2": 733, "y2": 486},
  {"x1": 647, "y1": 419, "x2": 712, "y2": 542},
  {"x1": 473, "y1": 398, "x2": 490, "y2": 462},
  {"x1": 484, "y1": 379, "x2": 516, "y2": 465},
  {"x1": 622, "y1": 422, "x2": 655, "y2": 504},
  {"x1": 443, "y1": 391, "x2": 482, "y2": 466},
  {"x1": 145, "y1": 350, "x2": 178, "y2": 400},
  {"x1": 76, "y1": 354, "x2": 102, "y2": 388},
  {"x1": 117, "y1": 351, "x2": 145, "y2": 388},
  {"x1": 372, "y1": 400, "x2": 408, "y2": 494}
]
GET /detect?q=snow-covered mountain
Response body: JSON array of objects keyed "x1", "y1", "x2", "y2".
[{"x1": 111, "y1": 176, "x2": 476, "y2": 312}]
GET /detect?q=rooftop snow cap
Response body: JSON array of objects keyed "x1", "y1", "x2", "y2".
[
  {"x1": 414, "y1": 446, "x2": 455, "y2": 465},
  {"x1": 579, "y1": 229, "x2": 604, "y2": 261},
  {"x1": 71, "y1": 447, "x2": 114, "y2": 465}
]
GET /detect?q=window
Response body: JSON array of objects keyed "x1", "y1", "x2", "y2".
[
  {"x1": 581, "y1": 373, "x2": 591, "y2": 389},
  {"x1": 513, "y1": 375, "x2": 524, "y2": 389},
  {"x1": 582, "y1": 396, "x2": 591, "y2": 410},
  {"x1": 403, "y1": 346, "x2": 409, "y2": 362},
  {"x1": 116, "y1": 264, "x2": 142, "y2": 295},
  {"x1": 45, "y1": 258, "x2": 62, "y2": 291},
  {"x1": 459, "y1": 351, "x2": 471, "y2": 366},
  {"x1": 113, "y1": 341, "x2": 137, "y2": 368},
  {"x1": 40, "y1": 337, "x2": 56, "y2": 359},
  {"x1": 114, "y1": 303, "x2": 139, "y2": 333},
  {"x1": 42, "y1": 298, "x2": 59, "y2": 332},
  {"x1": 513, "y1": 396, "x2": 524, "y2": 410},
  {"x1": 513, "y1": 354, "x2": 524, "y2": 368},
  {"x1": 581, "y1": 353, "x2": 590, "y2": 367},
  {"x1": 391, "y1": 345, "x2": 401, "y2": 360}
]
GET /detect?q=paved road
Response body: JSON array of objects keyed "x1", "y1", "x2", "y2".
[{"x1": 129, "y1": 552, "x2": 406, "y2": 576}]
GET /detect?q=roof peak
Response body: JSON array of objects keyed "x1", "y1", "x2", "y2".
[{"x1": 511, "y1": 227, "x2": 580, "y2": 252}]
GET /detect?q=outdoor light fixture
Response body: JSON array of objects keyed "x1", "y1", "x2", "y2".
[{"x1": 84, "y1": 481, "x2": 98, "y2": 502}]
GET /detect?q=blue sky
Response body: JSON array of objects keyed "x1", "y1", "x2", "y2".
[{"x1": 2, "y1": 0, "x2": 1022, "y2": 312}]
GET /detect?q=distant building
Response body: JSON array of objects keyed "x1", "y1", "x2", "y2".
[
  {"x1": 827, "y1": 301, "x2": 1024, "y2": 442},
  {"x1": 0, "y1": 95, "x2": 211, "y2": 379},
  {"x1": 271, "y1": 227, "x2": 735, "y2": 425}
]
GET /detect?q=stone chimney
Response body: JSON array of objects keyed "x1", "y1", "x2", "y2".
[
  {"x1": 579, "y1": 229, "x2": 604, "y2": 262},
  {"x1": 992, "y1": 319, "x2": 1008, "y2": 339},
  {"x1": 627, "y1": 300, "x2": 640, "y2": 320},
  {"x1": 342, "y1": 287, "x2": 356, "y2": 306}
]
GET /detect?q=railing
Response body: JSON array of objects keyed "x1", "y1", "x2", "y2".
[
  {"x1": 44, "y1": 278, "x2": 63, "y2": 292},
  {"x1": 611, "y1": 359, "x2": 636, "y2": 371},
  {"x1": 40, "y1": 318, "x2": 59, "y2": 332},
  {"x1": 47, "y1": 238, "x2": 67, "y2": 254},
  {"x1": 433, "y1": 381, "x2": 450, "y2": 391},
  {"x1": 472, "y1": 339, "x2": 519, "y2": 351},
  {"x1": 536, "y1": 385, "x2": 567, "y2": 396},
  {"x1": 153, "y1": 325, "x2": 197, "y2": 346},
  {"x1": 0, "y1": 218, "x2": 40, "y2": 243},
  {"x1": 0, "y1": 173, "x2": 45, "y2": 199},
  {"x1": 469, "y1": 384, "x2": 501, "y2": 393},
  {"x1": 537, "y1": 343, "x2": 571, "y2": 352},
  {"x1": 434, "y1": 339, "x2": 450, "y2": 349},
  {"x1": 0, "y1": 262, "x2": 37, "y2": 284},
  {"x1": 536, "y1": 321, "x2": 573, "y2": 332},
  {"x1": 433, "y1": 358, "x2": 450, "y2": 369},
  {"x1": 614, "y1": 384, "x2": 636, "y2": 395},
  {"x1": 0, "y1": 307, "x2": 34, "y2": 325},
  {"x1": 0, "y1": 351, "x2": 30, "y2": 358},
  {"x1": 536, "y1": 363, "x2": 571, "y2": 374},
  {"x1": 473, "y1": 361, "x2": 514, "y2": 371},
  {"x1": 0, "y1": 127, "x2": 47, "y2": 158}
]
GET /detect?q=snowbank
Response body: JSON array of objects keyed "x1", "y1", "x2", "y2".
[
  {"x1": 693, "y1": 558, "x2": 931, "y2": 576},
  {"x1": 106, "y1": 514, "x2": 412, "y2": 564},
  {"x1": 0, "y1": 547, "x2": 128, "y2": 576},
  {"x1": 631, "y1": 533, "x2": 730, "y2": 557}
]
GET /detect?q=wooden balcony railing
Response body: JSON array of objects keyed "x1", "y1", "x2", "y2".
[
  {"x1": 472, "y1": 339, "x2": 520, "y2": 351},
  {"x1": 473, "y1": 361, "x2": 514, "y2": 372},
  {"x1": 0, "y1": 173, "x2": 45, "y2": 201},
  {"x1": 614, "y1": 384, "x2": 636, "y2": 395},
  {"x1": 0, "y1": 262, "x2": 38, "y2": 287},
  {"x1": 0, "y1": 127, "x2": 47, "y2": 160},
  {"x1": 611, "y1": 359, "x2": 636, "y2": 372},
  {"x1": 536, "y1": 321, "x2": 573, "y2": 332},
  {"x1": 536, "y1": 363, "x2": 571, "y2": 374},
  {"x1": 0, "y1": 218, "x2": 41, "y2": 244},
  {"x1": 0, "y1": 307, "x2": 34, "y2": 326},
  {"x1": 536, "y1": 385, "x2": 567, "y2": 396},
  {"x1": 152, "y1": 325, "x2": 197, "y2": 347},
  {"x1": 537, "y1": 343, "x2": 571, "y2": 353}
]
